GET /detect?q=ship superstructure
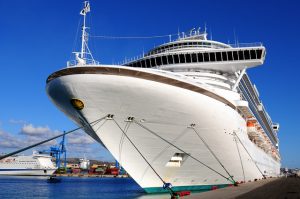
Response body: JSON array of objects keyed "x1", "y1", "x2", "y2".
[
  {"x1": 46, "y1": 1, "x2": 280, "y2": 193},
  {"x1": 0, "y1": 151, "x2": 57, "y2": 176},
  {"x1": 122, "y1": 30, "x2": 280, "y2": 162}
]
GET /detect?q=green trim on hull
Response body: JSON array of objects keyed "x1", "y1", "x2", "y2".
[{"x1": 144, "y1": 184, "x2": 229, "y2": 193}]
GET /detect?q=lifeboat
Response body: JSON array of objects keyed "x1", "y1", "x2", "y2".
[{"x1": 247, "y1": 121, "x2": 257, "y2": 137}]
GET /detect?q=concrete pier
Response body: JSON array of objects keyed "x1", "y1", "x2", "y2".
[{"x1": 186, "y1": 177, "x2": 300, "y2": 199}]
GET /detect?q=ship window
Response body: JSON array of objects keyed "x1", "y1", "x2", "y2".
[
  {"x1": 244, "y1": 50, "x2": 250, "y2": 60},
  {"x1": 162, "y1": 56, "x2": 168, "y2": 65},
  {"x1": 203, "y1": 53, "x2": 209, "y2": 62},
  {"x1": 227, "y1": 51, "x2": 233, "y2": 61},
  {"x1": 250, "y1": 50, "x2": 256, "y2": 59},
  {"x1": 146, "y1": 59, "x2": 151, "y2": 67},
  {"x1": 233, "y1": 51, "x2": 238, "y2": 60},
  {"x1": 256, "y1": 49, "x2": 263, "y2": 59},
  {"x1": 179, "y1": 54, "x2": 185, "y2": 63},
  {"x1": 210, "y1": 52, "x2": 216, "y2": 61},
  {"x1": 141, "y1": 60, "x2": 145, "y2": 68},
  {"x1": 222, "y1": 52, "x2": 227, "y2": 61},
  {"x1": 203, "y1": 42, "x2": 211, "y2": 47},
  {"x1": 156, "y1": 57, "x2": 162, "y2": 66},
  {"x1": 191, "y1": 53, "x2": 197, "y2": 62},
  {"x1": 238, "y1": 51, "x2": 244, "y2": 60},
  {"x1": 186, "y1": 54, "x2": 191, "y2": 63},
  {"x1": 150, "y1": 58, "x2": 156, "y2": 67},
  {"x1": 174, "y1": 54, "x2": 179, "y2": 63},
  {"x1": 197, "y1": 53, "x2": 203, "y2": 62},
  {"x1": 167, "y1": 55, "x2": 174, "y2": 64},
  {"x1": 216, "y1": 52, "x2": 221, "y2": 61}
]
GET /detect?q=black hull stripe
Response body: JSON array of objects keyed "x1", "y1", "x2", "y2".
[{"x1": 47, "y1": 66, "x2": 235, "y2": 109}]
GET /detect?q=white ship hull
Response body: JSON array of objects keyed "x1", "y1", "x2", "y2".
[
  {"x1": 0, "y1": 153, "x2": 57, "y2": 177},
  {"x1": 0, "y1": 169, "x2": 57, "y2": 176},
  {"x1": 47, "y1": 66, "x2": 280, "y2": 192}
]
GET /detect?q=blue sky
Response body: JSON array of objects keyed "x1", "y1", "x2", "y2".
[{"x1": 0, "y1": 0, "x2": 299, "y2": 167}]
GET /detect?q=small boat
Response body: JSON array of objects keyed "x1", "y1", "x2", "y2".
[{"x1": 47, "y1": 176, "x2": 61, "y2": 183}]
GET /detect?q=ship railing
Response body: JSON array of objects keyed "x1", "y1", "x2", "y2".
[
  {"x1": 242, "y1": 74, "x2": 275, "y2": 135},
  {"x1": 239, "y1": 83, "x2": 277, "y2": 145},
  {"x1": 67, "y1": 59, "x2": 100, "y2": 67},
  {"x1": 229, "y1": 42, "x2": 263, "y2": 48},
  {"x1": 122, "y1": 44, "x2": 220, "y2": 65},
  {"x1": 120, "y1": 54, "x2": 145, "y2": 65},
  {"x1": 122, "y1": 42, "x2": 263, "y2": 65},
  {"x1": 146, "y1": 42, "x2": 263, "y2": 56},
  {"x1": 145, "y1": 44, "x2": 220, "y2": 56}
]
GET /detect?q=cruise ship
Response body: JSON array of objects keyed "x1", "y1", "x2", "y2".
[
  {"x1": 0, "y1": 151, "x2": 57, "y2": 176},
  {"x1": 46, "y1": 1, "x2": 280, "y2": 193}
]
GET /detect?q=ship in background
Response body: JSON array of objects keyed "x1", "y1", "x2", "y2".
[
  {"x1": 79, "y1": 155, "x2": 90, "y2": 170},
  {"x1": 0, "y1": 151, "x2": 57, "y2": 176},
  {"x1": 46, "y1": 1, "x2": 280, "y2": 193}
]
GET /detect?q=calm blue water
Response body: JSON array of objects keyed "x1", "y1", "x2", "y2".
[{"x1": 0, "y1": 177, "x2": 170, "y2": 199}]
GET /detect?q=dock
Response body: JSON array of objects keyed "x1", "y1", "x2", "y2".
[
  {"x1": 186, "y1": 177, "x2": 300, "y2": 199},
  {"x1": 53, "y1": 173, "x2": 129, "y2": 178}
]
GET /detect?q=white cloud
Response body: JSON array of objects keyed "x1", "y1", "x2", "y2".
[
  {"x1": 20, "y1": 124, "x2": 52, "y2": 136},
  {"x1": 67, "y1": 131, "x2": 95, "y2": 145},
  {"x1": 0, "y1": 130, "x2": 23, "y2": 148},
  {"x1": 0, "y1": 123, "x2": 61, "y2": 151},
  {"x1": 0, "y1": 122, "x2": 113, "y2": 161},
  {"x1": 9, "y1": 119, "x2": 27, "y2": 125}
]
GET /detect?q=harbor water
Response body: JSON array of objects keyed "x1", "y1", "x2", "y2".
[{"x1": 0, "y1": 177, "x2": 172, "y2": 199}]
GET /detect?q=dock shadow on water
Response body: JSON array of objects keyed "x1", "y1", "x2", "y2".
[
  {"x1": 134, "y1": 193, "x2": 170, "y2": 199},
  {"x1": 0, "y1": 176, "x2": 171, "y2": 199}
]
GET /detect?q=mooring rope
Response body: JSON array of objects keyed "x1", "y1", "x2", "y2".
[
  {"x1": 191, "y1": 127, "x2": 237, "y2": 184},
  {"x1": 233, "y1": 131, "x2": 266, "y2": 179},
  {"x1": 118, "y1": 121, "x2": 131, "y2": 171},
  {"x1": 140, "y1": 128, "x2": 190, "y2": 180},
  {"x1": 133, "y1": 119, "x2": 235, "y2": 184},
  {"x1": 234, "y1": 136, "x2": 246, "y2": 182},
  {"x1": 0, "y1": 115, "x2": 107, "y2": 161},
  {"x1": 111, "y1": 118, "x2": 176, "y2": 196}
]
